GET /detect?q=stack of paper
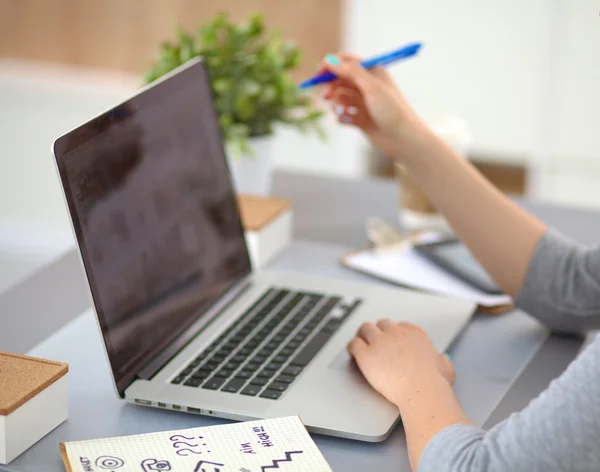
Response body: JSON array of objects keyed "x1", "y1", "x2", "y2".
[{"x1": 343, "y1": 235, "x2": 512, "y2": 307}]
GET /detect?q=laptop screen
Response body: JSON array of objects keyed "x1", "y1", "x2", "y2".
[{"x1": 54, "y1": 60, "x2": 251, "y2": 394}]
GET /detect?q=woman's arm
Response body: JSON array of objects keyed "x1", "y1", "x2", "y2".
[
  {"x1": 349, "y1": 320, "x2": 600, "y2": 472},
  {"x1": 400, "y1": 132, "x2": 546, "y2": 299},
  {"x1": 407, "y1": 135, "x2": 600, "y2": 333},
  {"x1": 418, "y1": 336, "x2": 600, "y2": 472},
  {"x1": 323, "y1": 56, "x2": 600, "y2": 332},
  {"x1": 347, "y1": 320, "x2": 473, "y2": 471},
  {"x1": 514, "y1": 230, "x2": 600, "y2": 333},
  {"x1": 321, "y1": 57, "x2": 547, "y2": 298}
]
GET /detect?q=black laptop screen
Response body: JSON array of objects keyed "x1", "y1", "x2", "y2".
[{"x1": 54, "y1": 61, "x2": 251, "y2": 394}]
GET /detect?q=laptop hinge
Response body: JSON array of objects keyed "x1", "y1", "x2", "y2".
[{"x1": 136, "y1": 277, "x2": 253, "y2": 381}]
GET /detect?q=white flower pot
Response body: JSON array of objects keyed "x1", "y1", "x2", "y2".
[{"x1": 226, "y1": 135, "x2": 274, "y2": 196}]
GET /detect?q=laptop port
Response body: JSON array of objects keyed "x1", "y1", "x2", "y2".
[
  {"x1": 172, "y1": 404, "x2": 182, "y2": 410},
  {"x1": 157, "y1": 402, "x2": 167, "y2": 408},
  {"x1": 134, "y1": 399, "x2": 152, "y2": 405},
  {"x1": 187, "y1": 407, "x2": 201, "y2": 413}
]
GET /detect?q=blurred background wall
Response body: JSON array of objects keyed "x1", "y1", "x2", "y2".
[
  {"x1": 1, "y1": 0, "x2": 599, "y2": 291},
  {"x1": 0, "y1": 0, "x2": 342, "y2": 80}
]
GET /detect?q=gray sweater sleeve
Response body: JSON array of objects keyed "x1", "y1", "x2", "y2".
[
  {"x1": 418, "y1": 230, "x2": 600, "y2": 472},
  {"x1": 515, "y1": 229, "x2": 600, "y2": 333}
]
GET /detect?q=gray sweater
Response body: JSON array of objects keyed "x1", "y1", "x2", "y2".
[{"x1": 420, "y1": 230, "x2": 600, "y2": 472}]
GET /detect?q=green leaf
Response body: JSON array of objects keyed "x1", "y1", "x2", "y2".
[
  {"x1": 142, "y1": 12, "x2": 327, "y2": 151},
  {"x1": 213, "y1": 77, "x2": 233, "y2": 94},
  {"x1": 239, "y1": 78, "x2": 261, "y2": 97}
]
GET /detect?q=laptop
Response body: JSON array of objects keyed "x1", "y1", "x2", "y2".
[{"x1": 52, "y1": 58, "x2": 474, "y2": 442}]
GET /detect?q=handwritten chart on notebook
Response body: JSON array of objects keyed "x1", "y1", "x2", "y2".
[{"x1": 60, "y1": 416, "x2": 331, "y2": 472}]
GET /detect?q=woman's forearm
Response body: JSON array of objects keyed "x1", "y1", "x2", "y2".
[
  {"x1": 395, "y1": 372, "x2": 472, "y2": 471},
  {"x1": 399, "y1": 129, "x2": 547, "y2": 298}
]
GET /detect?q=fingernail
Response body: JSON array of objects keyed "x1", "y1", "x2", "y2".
[
  {"x1": 347, "y1": 106, "x2": 358, "y2": 116},
  {"x1": 335, "y1": 104, "x2": 345, "y2": 115},
  {"x1": 445, "y1": 353, "x2": 451, "y2": 360},
  {"x1": 325, "y1": 54, "x2": 341, "y2": 66}
]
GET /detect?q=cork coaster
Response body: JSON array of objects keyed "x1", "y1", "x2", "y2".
[
  {"x1": 237, "y1": 195, "x2": 291, "y2": 232},
  {"x1": 0, "y1": 352, "x2": 68, "y2": 416}
]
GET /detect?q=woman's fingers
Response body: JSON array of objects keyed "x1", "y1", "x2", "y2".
[
  {"x1": 321, "y1": 53, "x2": 394, "y2": 88},
  {"x1": 347, "y1": 336, "x2": 368, "y2": 358},
  {"x1": 323, "y1": 55, "x2": 381, "y2": 95},
  {"x1": 376, "y1": 319, "x2": 396, "y2": 331},
  {"x1": 330, "y1": 87, "x2": 371, "y2": 128},
  {"x1": 357, "y1": 322, "x2": 381, "y2": 344}
]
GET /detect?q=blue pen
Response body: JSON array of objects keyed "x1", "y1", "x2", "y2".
[{"x1": 298, "y1": 42, "x2": 422, "y2": 89}]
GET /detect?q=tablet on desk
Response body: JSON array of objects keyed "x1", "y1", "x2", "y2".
[{"x1": 414, "y1": 238, "x2": 503, "y2": 295}]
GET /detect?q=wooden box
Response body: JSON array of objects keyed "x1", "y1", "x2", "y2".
[
  {"x1": 0, "y1": 352, "x2": 68, "y2": 464},
  {"x1": 238, "y1": 195, "x2": 293, "y2": 269}
]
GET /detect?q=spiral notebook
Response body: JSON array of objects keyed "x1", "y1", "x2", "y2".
[{"x1": 60, "y1": 416, "x2": 331, "y2": 472}]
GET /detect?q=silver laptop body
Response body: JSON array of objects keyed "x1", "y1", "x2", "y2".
[{"x1": 53, "y1": 58, "x2": 474, "y2": 442}]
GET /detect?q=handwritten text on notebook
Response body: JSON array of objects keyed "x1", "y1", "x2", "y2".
[{"x1": 61, "y1": 416, "x2": 331, "y2": 472}]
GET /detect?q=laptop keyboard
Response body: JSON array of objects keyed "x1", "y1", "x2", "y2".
[{"x1": 171, "y1": 288, "x2": 361, "y2": 400}]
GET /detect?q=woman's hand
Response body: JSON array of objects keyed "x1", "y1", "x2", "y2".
[
  {"x1": 319, "y1": 54, "x2": 430, "y2": 161},
  {"x1": 347, "y1": 320, "x2": 455, "y2": 406}
]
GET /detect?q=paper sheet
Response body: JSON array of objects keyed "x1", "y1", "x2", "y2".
[
  {"x1": 61, "y1": 416, "x2": 331, "y2": 472},
  {"x1": 345, "y1": 242, "x2": 512, "y2": 307}
]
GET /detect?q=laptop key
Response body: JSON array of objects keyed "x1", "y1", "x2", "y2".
[
  {"x1": 191, "y1": 369, "x2": 211, "y2": 380},
  {"x1": 183, "y1": 378, "x2": 203, "y2": 387},
  {"x1": 245, "y1": 362, "x2": 260, "y2": 371},
  {"x1": 274, "y1": 374, "x2": 295, "y2": 384},
  {"x1": 181, "y1": 367, "x2": 193, "y2": 376},
  {"x1": 258, "y1": 369, "x2": 276, "y2": 378},
  {"x1": 290, "y1": 332, "x2": 333, "y2": 367},
  {"x1": 215, "y1": 369, "x2": 233, "y2": 378},
  {"x1": 235, "y1": 370, "x2": 253, "y2": 380},
  {"x1": 259, "y1": 347, "x2": 274, "y2": 356},
  {"x1": 172, "y1": 375, "x2": 186, "y2": 385},
  {"x1": 250, "y1": 377, "x2": 268, "y2": 386},
  {"x1": 241, "y1": 385, "x2": 261, "y2": 396},
  {"x1": 260, "y1": 389, "x2": 282, "y2": 400},
  {"x1": 222, "y1": 378, "x2": 246, "y2": 393},
  {"x1": 322, "y1": 318, "x2": 343, "y2": 333},
  {"x1": 267, "y1": 382, "x2": 288, "y2": 392},
  {"x1": 266, "y1": 362, "x2": 282, "y2": 371},
  {"x1": 202, "y1": 377, "x2": 226, "y2": 390},
  {"x1": 282, "y1": 365, "x2": 303, "y2": 376},
  {"x1": 274, "y1": 354, "x2": 288, "y2": 363}
]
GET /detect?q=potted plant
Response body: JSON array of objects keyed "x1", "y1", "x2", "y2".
[{"x1": 143, "y1": 12, "x2": 325, "y2": 195}]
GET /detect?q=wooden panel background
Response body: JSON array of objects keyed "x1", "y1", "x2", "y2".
[{"x1": 0, "y1": 0, "x2": 342, "y2": 79}]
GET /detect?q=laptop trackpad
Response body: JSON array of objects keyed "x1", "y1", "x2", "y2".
[{"x1": 328, "y1": 348, "x2": 360, "y2": 372}]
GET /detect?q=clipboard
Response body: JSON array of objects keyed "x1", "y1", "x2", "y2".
[{"x1": 341, "y1": 221, "x2": 513, "y2": 315}]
